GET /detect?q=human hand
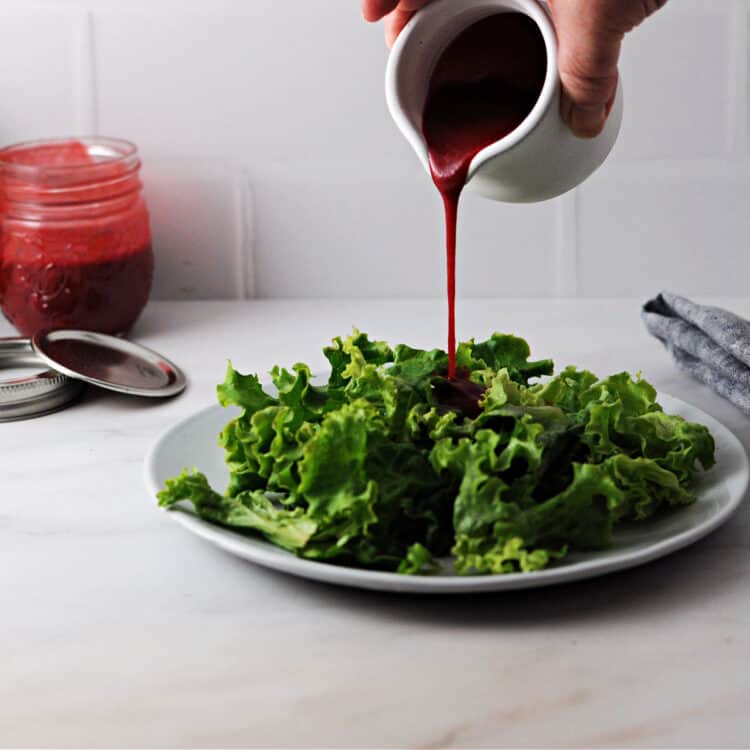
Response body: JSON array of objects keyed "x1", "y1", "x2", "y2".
[
  {"x1": 361, "y1": 0, "x2": 434, "y2": 47},
  {"x1": 361, "y1": 0, "x2": 667, "y2": 138}
]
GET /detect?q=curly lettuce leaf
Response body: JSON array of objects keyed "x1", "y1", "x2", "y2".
[
  {"x1": 397, "y1": 543, "x2": 440, "y2": 575},
  {"x1": 159, "y1": 329, "x2": 716, "y2": 577},
  {"x1": 458, "y1": 334, "x2": 553, "y2": 385},
  {"x1": 575, "y1": 372, "x2": 716, "y2": 480},
  {"x1": 158, "y1": 470, "x2": 316, "y2": 551},
  {"x1": 217, "y1": 362, "x2": 277, "y2": 412}
]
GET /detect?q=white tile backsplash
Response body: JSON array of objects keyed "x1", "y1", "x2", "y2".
[
  {"x1": 577, "y1": 163, "x2": 750, "y2": 297},
  {"x1": 92, "y1": 2, "x2": 400, "y2": 167},
  {"x1": 456, "y1": 192, "x2": 559, "y2": 298},
  {"x1": 251, "y1": 165, "x2": 558, "y2": 298},
  {"x1": 142, "y1": 160, "x2": 251, "y2": 300},
  {"x1": 1, "y1": 0, "x2": 749, "y2": 299},
  {"x1": 0, "y1": 7, "x2": 83, "y2": 144},
  {"x1": 613, "y1": 1, "x2": 732, "y2": 161}
]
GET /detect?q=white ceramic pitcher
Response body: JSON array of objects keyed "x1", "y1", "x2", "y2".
[{"x1": 385, "y1": 0, "x2": 623, "y2": 203}]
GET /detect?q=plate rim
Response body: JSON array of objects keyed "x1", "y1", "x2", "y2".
[{"x1": 144, "y1": 393, "x2": 750, "y2": 594}]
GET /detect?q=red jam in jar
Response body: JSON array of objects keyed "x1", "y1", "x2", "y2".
[{"x1": 0, "y1": 137, "x2": 154, "y2": 336}]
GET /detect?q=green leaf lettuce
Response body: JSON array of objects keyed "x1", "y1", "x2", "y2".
[{"x1": 158, "y1": 331, "x2": 715, "y2": 575}]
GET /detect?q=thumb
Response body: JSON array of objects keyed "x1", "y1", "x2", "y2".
[{"x1": 549, "y1": 0, "x2": 624, "y2": 138}]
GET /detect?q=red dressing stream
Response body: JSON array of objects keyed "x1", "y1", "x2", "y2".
[{"x1": 422, "y1": 12, "x2": 547, "y2": 378}]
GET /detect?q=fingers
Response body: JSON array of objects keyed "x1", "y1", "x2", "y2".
[
  {"x1": 384, "y1": 8, "x2": 415, "y2": 46},
  {"x1": 399, "y1": 0, "x2": 433, "y2": 9},
  {"x1": 549, "y1": 0, "x2": 623, "y2": 138},
  {"x1": 361, "y1": 0, "x2": 399, "y2": 22},
  {"x1": 550, "y1": 0, "x2": 667, "y2": 138},
  {"x1": 363, "y1": 0, "x2": 432, "y2": 46}
]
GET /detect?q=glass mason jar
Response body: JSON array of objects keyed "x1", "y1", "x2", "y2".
[{"x1": 0, "y1": 137, "x2": 154, "y2": 337}]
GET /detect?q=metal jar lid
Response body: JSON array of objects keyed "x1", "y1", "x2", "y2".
[
  {"x1": 0, "y1": 331, "x2": 187, "y2": 421},
  {"x1": 0, "y1": 338, "x2": 85, "y2": 422},
  {"x1": 31, "y1": 330, "x2": 187, "y2": 398}
]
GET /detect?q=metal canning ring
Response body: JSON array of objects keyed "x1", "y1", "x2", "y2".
[{"x1": 0, "y1": 337, "x2": 85, "y2": 422}]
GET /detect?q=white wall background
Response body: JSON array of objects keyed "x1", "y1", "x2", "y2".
[{"x1": 0, "y1": 0, "x2": 746, "y2": 300}]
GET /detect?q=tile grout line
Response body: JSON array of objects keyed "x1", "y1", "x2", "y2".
[
  {"x1": 235, "y1": 168, "x2": 256, "y2": 299},
  {"x1": 555, "y1": 189, "x2": 578, "y2": 298},
  {"x1": 232, "y1": 169, "x2": 246, "y2": 299},
  {"x1": 244, "y1": 172, "x2": 257, "y2": 298},
  {"x1": 74, "y1": 8, "x2": 98, "y2": 135},
  {"x1": 727, "y1": 0, "x2": 748, "y2": 157}
]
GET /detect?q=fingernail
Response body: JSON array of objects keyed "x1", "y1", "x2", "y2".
[{"x1": 570, "y1": 105, "x2": 607, "y2": 139}]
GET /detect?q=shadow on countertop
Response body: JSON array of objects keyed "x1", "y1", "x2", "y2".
[{"x1": 205, "y1": 514, "x2": 749, "y2": 630}]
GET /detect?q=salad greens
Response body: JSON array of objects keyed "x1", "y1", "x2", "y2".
[{"x1": 158, "y1": 331, "x2": 715, "y2": 575}]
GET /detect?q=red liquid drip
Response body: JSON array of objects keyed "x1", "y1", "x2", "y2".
[{"x1": 422, "y1": 13, "x2": 547, "y2": 378}]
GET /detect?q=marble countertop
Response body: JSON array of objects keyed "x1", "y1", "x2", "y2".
[{"x1": 2, "y1": 298, "x2": 749, "y2": 748}]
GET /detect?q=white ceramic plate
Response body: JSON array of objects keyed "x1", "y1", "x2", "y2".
[{"x1": 144, "y1": 393, "x2": 749, "y2": 594}]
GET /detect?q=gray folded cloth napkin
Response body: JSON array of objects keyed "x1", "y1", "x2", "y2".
[{"x1": 642, "y1": 292, "x2": 750, "y2": 416}]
